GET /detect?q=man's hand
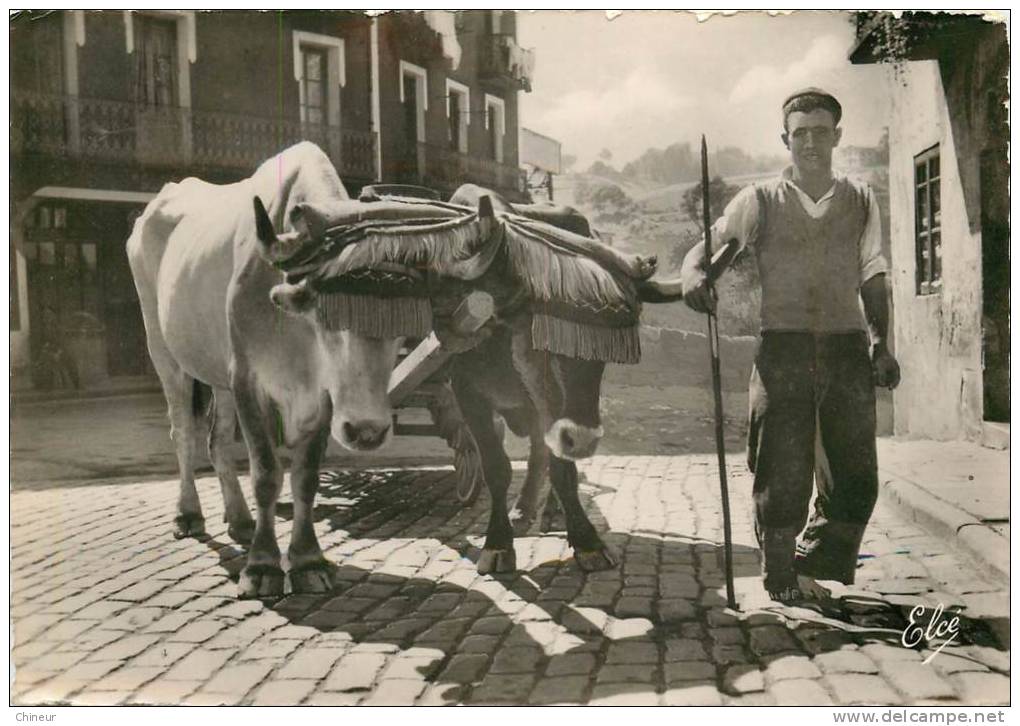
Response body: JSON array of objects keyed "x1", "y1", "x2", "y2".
[
  {"x1": 682, "y1": 267, "x2": 716, "y2": 314},
  {"x1": 871, "y1": 342, "x2": 901, "y2": 389}
]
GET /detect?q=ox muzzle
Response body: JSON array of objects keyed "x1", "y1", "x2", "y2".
[{"x1": 545, "y1": 418, "x2": 604, "y2": 461}]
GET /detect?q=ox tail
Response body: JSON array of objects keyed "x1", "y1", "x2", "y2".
[
  {"x1": 191, "y1": 380, "x2": 213, "y2": 420},
  {"x1": 192, "y1": 380, "x2": 243, "y2": 442}
]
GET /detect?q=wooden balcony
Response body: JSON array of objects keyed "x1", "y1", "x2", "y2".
[
  {"x1": 10, "y1": 92, "x2": 376, "y2": 181},
  {"x1": 479, "y1": 34, "x2": 534, "y2": 92},
  {"x1": 422, "y1": 143, "x2": 526, "y2": 197}
]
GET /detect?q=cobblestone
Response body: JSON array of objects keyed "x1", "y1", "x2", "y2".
[
  {"x1": 767, "y1": 678, "x2": 834, "y2": 705},
  {"x1": 10, "y1": 456, "x2": 1009, "y2": 707},
  {"x1": 881, "y1": 662, "x2": 957, "y2": 700},
  {"x1": 825, "y1": 674, "x2": 904, "y2": 705}
]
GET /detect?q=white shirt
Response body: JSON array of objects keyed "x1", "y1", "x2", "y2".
[{"x1": 710, "y1": 167, "x2": 889, "y2": 284}]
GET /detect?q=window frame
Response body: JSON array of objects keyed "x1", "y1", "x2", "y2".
[
  {"x1": 123, "y1": 11, "x2": 195, "y2": 109},
  {"x1": 484, "y1": 93, "x2": 506, "y2": 163},
  {"x1": 445, "y1": 78, "x2": 470, "y2": 154},
  {"x1": 399, "y1": 60, "x2": 428, "y2": 144},
  {"x1": 292, "y1": 31, "x2": 346, "y2": 127},
  {"x1": 913, "y1": 144, "x2": 942, "y2": 296}
]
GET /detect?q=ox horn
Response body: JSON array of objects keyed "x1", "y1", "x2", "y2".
[
  {"x1": 637, "y1": 239, "x2": 741, "y2": 303},
  {"x1": 636, "y1": 278, "x2": 684, "y2": 303},
  {"x1": 477, "y1": 194, "x2": 496, "y2": 241},
  {"x1": 253, "y1": 196, "x2": 306, "y2": 265},
  {"x1": 253, "y1": 196, "x2": 276, "y2": 245}
]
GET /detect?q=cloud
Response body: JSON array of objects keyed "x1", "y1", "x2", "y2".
[
  {"x1": 525, "y1": 70, "x2": 693, "y2": 164},
  {"x1": 728, "y1": 35, "x2": 846, "y2": 105}
]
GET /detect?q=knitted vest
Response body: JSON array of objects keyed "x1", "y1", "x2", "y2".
[{"x1": 752, "y1": 177, "x2": 870, "y2": 332}]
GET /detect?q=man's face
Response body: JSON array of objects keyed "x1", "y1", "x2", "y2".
[{"x1": 782, "y1": 109, "x2": 842, "y2": 175}]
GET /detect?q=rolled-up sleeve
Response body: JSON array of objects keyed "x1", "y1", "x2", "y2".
[
  {"x1": 859, "y1": 187, "x2": 889, "y2": 283},
  {"x1": 710, "y1": 184, "x2": 760, "y2": 254}
]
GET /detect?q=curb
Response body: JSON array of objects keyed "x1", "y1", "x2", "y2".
[
  {"x1": 11, "y1": 385, "x2": 163, "y2": 407},
  {"x1": 878, "y1": 471, "x2": 1009, "y2": 582}
]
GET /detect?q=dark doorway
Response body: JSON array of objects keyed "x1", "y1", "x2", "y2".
[{"x1": 101, "y1": 208, "x2": 149, "y2": 377}]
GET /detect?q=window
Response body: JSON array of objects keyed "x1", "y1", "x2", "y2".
[
  {"x1": 301, "y1": 47, "x2": 328, "y2": 125},
  {"x1": 124, "y1": 11, "x2": 196, "y2": 107},
  {"x1": 484, "y1": 94, "x2": 505, "y2": 163},
  {"x1": 292, "y1": 32, "x2": 345, "y2": 127},
  {"x1": 446, "y1": 79, "x2": 470, "y2": 154},
  {"x1": 135, "y1": 15, "x2": 178, "y2": 107},
  {"x1": 400, "y1": 61, "x2": 428, "y2": 144},
  {"x1": 22, "y1": 204, "x2": 101, "y2": 335},
  {"x1": 914, "y1": 145, "x2": 941, "y2": 295}
]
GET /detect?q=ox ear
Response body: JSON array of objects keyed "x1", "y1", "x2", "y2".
[
  {"x1": 269, "y1": 279, "x2": 317, "y2": 315},
  {"x1": 253, "y1": 196, "x2": 276, "y2": 246},
  {"x1": 290, "y1": 203, "x2": 328, "y2": 241},
  {"x1": 254, "y1": 196, "x2": 306, "y2": 265}
]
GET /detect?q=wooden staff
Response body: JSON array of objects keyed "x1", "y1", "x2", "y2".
[{"x1": 702, "y1": 135, "x2": 737, "y2": 611}]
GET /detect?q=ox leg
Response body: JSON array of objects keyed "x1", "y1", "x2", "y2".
[
  {"x1": 133, "y1": 258, "x2": 205, "y2": 539},
  {"x1": 286, "y1": 426, "x2": 334, "y2": 594},
  {"x1": 549, "y1": 457, "x2": 617, "y2": 572},
  {"x1": 452, "y1": 378, "x2": 516, "y2": 575},
  {"x1": 234, "y1": 384, "x2": 285, "y2": 599},
  {"x1": 164, "y1": 373, "x2": 206, "y2": 539},
  {"x1": 510, "y1": 426, "x2": 551, "y2": 536},
  {"x1": 208, "y1": 390, "x2": 255, "y2": 545}
]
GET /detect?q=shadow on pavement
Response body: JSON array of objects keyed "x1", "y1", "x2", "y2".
[{"x1": 203, "y1": 466, "x2": 1007, "y2": 705}]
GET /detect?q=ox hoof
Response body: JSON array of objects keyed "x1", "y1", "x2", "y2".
[
  {"x1": 227, "y1": 520, "x2": 256, "y2": 546},
  {"x1": 173, "y1": 513, "x2": 207, "y2": 540},
  {"x1": 540, "y1": 509, "x2": 566, "y2": 534},
  {"x1": 574, "y1": 546, "x2": 618, "y2": 572},
  {"x1": 477, "y1": 548, "x2": 517, "y2": 575},
  {"x1": 238, "y1": 564, "x2": 285, "y2": 599},
  {"x1": 288, "y1": 563, "x2": 335, "y2": 595}
]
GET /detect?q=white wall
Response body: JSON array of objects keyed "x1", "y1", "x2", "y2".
[
  {"x1": 887, "y1": 61, "x2": 984, "y2": 441},
  {"x1": 10, "y1": 245, "x2": 31, "y2": 372}
]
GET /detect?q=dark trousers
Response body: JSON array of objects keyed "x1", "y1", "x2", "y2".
[{"x1": 747, "y1": 332, "x2": 878, "y2": 592}]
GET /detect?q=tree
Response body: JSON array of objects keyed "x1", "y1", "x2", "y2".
[
  {"x1": 669, "y1": 176, "x2": 741, "y2": 272},
  {"x1": 598, "y1": 148, "x2": 613, "y2": 163},
  {"x1": 681, "y1": 176, "x2": 741, "y2": 235}
]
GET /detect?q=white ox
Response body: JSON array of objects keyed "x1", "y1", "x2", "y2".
[{"x1": 127, "y1": 142, "x2": 401, "y2": 598}]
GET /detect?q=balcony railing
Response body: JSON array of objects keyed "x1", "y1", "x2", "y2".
[
  {"x1": 480, "y1": 34, "x2": 535, "y2": 92},
  {"x1": 11, "y1": 92, "x2": 376, "y2": 180},
  {"x1": 422, "y1": 143, "x2": 526, "y2": 196}
]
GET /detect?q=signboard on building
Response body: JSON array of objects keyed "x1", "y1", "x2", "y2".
[{"x1": 521, "y1": 128, "x2": 561, "y2": 174}]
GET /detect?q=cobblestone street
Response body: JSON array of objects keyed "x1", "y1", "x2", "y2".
[{"x1": 11, "y1": 455, "x2": 1009, "y2": 706}]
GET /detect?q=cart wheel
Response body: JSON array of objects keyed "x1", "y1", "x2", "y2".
[{"x1": 453, "y1": 439, "x2": 483, "y2": 505}]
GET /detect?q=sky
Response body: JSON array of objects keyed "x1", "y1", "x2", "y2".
[{"x1": 517, "y1": 10, "x2": 892, "y2": 169}]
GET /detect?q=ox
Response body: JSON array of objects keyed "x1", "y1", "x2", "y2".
[
  {"x1": 432, "y1": 184, "x2": 682, "y2": 574},
  {"x1": 127, "y1": 143, "x2": 413, "y2": 598}
]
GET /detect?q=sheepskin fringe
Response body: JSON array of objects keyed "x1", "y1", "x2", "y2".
[
  {"x1": 308, "y1": 213, "x2": 494, "y2": 281},
  {"x1": 317, "y1": 292, "x2": 433, "y2": 338},
  {"x1": 502, "y1": 219, "x2": 638, "y2": 315},
  {"x1": 531, "y1": 313, "x2": 641, "y2": 364}
]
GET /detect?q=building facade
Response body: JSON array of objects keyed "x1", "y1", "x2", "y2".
[
  {"x1": 850, "y1": 13, "x2": 1008, "y2": 444},
  {"x1": 10, "y1": 10, "x2": 534, "y2": 389}
]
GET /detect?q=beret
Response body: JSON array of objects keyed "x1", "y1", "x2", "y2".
[{"x1": 783, "y1": 87, "x2": 842, "y2": 116}]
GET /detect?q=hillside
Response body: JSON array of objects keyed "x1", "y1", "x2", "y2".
[{"x1": 551, "y1": 159, "x2": 890, "y2": 337}]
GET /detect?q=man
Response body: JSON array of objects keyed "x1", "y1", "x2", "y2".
[{"x1": 681, "y1": 88, "x2": 901, "y2": 603}]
